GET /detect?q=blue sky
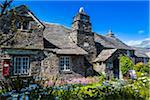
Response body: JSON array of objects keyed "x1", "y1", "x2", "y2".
[{"x1": 11, "y1": 1, "x2": 149, "y2": 45}]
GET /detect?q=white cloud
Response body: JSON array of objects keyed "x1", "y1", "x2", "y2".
[
  {"x1": 138, "y1": 30, "x2": 144, "y2": 34},
  {"x1": 125, "y1": 38, "x2": 150, "y2": 47},
  {"x1": 145, "y1": 38, "x2": 150, "y2": 41}
]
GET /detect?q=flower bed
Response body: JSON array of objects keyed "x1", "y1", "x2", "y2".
[
  {"x1": 28, "y1": 76, "x2": 150, "y2": 100},
  {"x1": 1, "y1": 76, "x2": 149, "y2": 100}
]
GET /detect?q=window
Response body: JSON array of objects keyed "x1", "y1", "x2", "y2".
[
  {"x1": 143, "y1": 58, "x2": 147, "y2": 64},
  {"x1": 84, "y1": 42, "x2": 89, "y2": 47},
  {"x1": 16, "y1": 21, "x2": 30, "y2": 30},
  {"x1": 107, "y1": 62, "x2": 113, "y2": 69},
  {"x1": 59, "y1": 56, "x2": 71, "y2": 71},
  {"x1": 23, "y1": 21, "x2": 29, "y2": 30},
  {"x1": 127, "y1": 50, "x2": 130, "y2": 56},
  {"x1": 16, "y1": 22, "x2": 21, "y2": 29},
  {"x1": 99, "y1": 62, "x2": 102, "y2": 65},
  {"x1": 13, "y1": 57, "x2": 30, "y2": 75},
  {"x1": 81, "y1": 16, "x2": 87, "y2": 23}
]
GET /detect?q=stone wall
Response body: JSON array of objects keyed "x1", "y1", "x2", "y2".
[
  {"x1": 0, "y1": 48, "x2": 87, "y2": 81},
  {"x1": 76, "y1": 31, "x2": 96, "y2": 62},
  {"x1": 41, "y1": 54, "x2": 85, "y2": 80},
  {"x1": 40, "y1": 51, "x2": 59, "y2": 80},
  {"x1": 0, "y1": 48, "x2": 44, "y2": 79},
  {"x1": 41, "y1": 53, "x2": 85, "y2": 80},
  {"x1": 0, "y1": 23, "x2": 44, "y2": 49},
  {"x1": 0, "y1": 14, "x2": 44, "y2": 49},
  {"x1": 93, "y1": 62, "x2": 106, "y2": 75},
  {"x1": 59, "y1": 55, "x2": 85, "y2": 80}
]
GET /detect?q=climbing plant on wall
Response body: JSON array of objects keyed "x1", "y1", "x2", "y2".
[{"x1": 119, "y1": 56, "x2": 134, "y2": 76}]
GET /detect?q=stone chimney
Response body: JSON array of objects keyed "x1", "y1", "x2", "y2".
[
  {"x1": 70, "y1": 7, "x2": 96, "y2": 62},
  {"x1": 106, "y1": 29, "x2": 115, "y2": 37}
]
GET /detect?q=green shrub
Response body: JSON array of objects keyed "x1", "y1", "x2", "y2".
[
  {"x1": 134, "y1": 61, "x2": 150, "y2": 75},
  {"x1": 142, "y1": 61, "x2": 150, "y2": 74},
  {"x1": 98, "y1": 73, "x2": 106, "y2": 83},
  {"x1": 119, "y1": 56, "x2": 134, "y2": 76},
  {"x1": 134, "y1": 62, "x2": 144, "y2": 72}
]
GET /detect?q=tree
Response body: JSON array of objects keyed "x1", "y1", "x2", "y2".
[
  {"x1": 119, "y1": 56, "x2": 134, "y2": 76},
  {"x1": 0, "y1": 0, "x2": 13, "y2": 16},
  {"x1": 0, "y1": 0, "x2": 20, "y2": 45}
]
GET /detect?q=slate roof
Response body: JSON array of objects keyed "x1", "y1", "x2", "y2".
[
  {"x1": 135, "y1": 50, "x2": 148, "y2": 58},
  {"x1": 133, "y1": 48, "x2": 149, "y2": 58},
  {"x1": 146, "y1": 52, "x2": 150, "y2": 58},
  {"x1": 43, "y1": 22, "x2": 88, "y2": 55},
  {"x1": 93, "y1": 49, "x2": 117, "y2": 62},
  {"x1": 43, "y1": 22, "x2": 134, "y2": 55},
  {"x1": 95, "y1": 33, "x2": 133, "y2": 50}
]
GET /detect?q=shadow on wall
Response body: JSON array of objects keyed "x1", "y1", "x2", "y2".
[{"x1": 84, "y1": 57, "x2": 95, "y2": 77}]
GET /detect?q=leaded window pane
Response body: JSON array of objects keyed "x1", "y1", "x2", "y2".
[
  {"x1": 13, "y1": 57, "x2": 30, "y2": 75},
  {"x1": 59, "y1": 56, "x2": 71, "y2": 71}
]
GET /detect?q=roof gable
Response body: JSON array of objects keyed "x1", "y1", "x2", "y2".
[
  {"x1": 93, "y1": 49, "x2": 117, "y2": 62},
  {"x1": 13, "y1": 5, "x2": 45, "y2": 29}
]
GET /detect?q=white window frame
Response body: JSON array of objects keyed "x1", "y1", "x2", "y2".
[
  {"x1": 84, "y1": 42, "x2": 89, "y2": 47},
  {"x1": 59, "y1": 56, "x2": 71, "y2": 71},
  {"x1": 13, "y1": 56, "x2": 30, "y2": 75}
]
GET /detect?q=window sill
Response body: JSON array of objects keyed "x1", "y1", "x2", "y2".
[
  {"x1": 60, "y1": 70, "x2": 72, "y2": 74},
  {"x1": 10, "y1": 74, "x2": 32, "y2": 78},
  {"x1": 18, "y1": 29, "x2": 30, "y2": 32}
]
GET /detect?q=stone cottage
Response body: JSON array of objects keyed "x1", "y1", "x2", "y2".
[{"x1": 0, "y1": 5, "x2": 149, "y2": 81}]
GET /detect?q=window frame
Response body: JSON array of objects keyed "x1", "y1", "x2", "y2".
[
  {"x1": 16, "y1": 21, "x2": 31, "y2": 31},
  {"x1": 83, "y1": 42, "x2": 89, "y2": 47},
  {"x1": 107, "y1": 62, "x2": 113, "y2": 69},
  {"x1": 22, "y1": 21, "x2": 29, "y2": 30},
  {"x1": 127, "y1": 50, "x2": 130, "y2": 56},
  {"x1": 13, "y1": 56, "x2": 30, "y2": 76},
  {"x1": 59, "y1": 56, "x2": 72, "y2": 72},
  {"x1": 81, "y1": 15, "x2": 87, "y2": 23}
]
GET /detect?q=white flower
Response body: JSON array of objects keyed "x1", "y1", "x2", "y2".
[{"x1": 143, "y1": 79, "x2": 147, "y2": 83}]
